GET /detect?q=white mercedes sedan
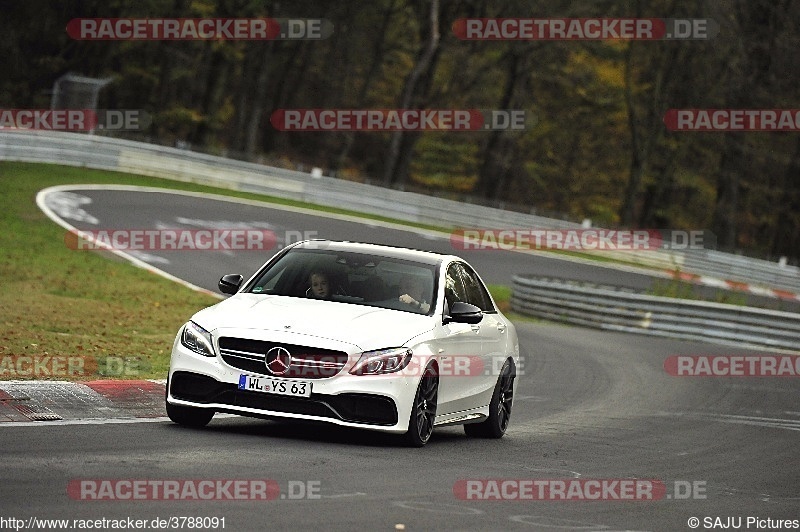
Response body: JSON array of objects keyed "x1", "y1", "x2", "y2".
[{"x1": 166, "y1": 240, "x2": 520, "y2": 446}]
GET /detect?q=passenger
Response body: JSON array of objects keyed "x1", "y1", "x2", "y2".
[
  {"x1": 398, "y1": 275, "x2": 431, "y2": 313},
  {"x1": 308, "y1": 270, "x2": 331, "y2": 299}
]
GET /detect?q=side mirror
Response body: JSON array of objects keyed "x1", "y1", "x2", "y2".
[
  {"x1": 443, "y1": 301, "x2": 483, "y2": 324},
  {"x1": 218, "y1": 274, "x2": 243, "y2": 295}
]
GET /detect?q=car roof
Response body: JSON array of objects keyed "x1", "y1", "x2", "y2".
[{"x1": 291, "y1": 240, "x2": 462, "y2": 267}]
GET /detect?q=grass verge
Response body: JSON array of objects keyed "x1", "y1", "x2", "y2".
[
  {"x1": 0, "y1": 162, "x2": 223, "y2": 380},
  {"x1": 647, "y1": 276, "x2": 749, "y2": 306}
]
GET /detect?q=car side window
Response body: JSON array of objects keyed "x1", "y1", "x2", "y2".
[
  {"x1": 457, "y1": 263, "x2": 495, "y2": 312},
  {"x1": 444, "y1": 263, "x2": 468, "y2": 311}
]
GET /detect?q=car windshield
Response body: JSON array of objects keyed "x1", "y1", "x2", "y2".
[{"x1": 247, "y1": 248, "x2": 438, "y2": 315}]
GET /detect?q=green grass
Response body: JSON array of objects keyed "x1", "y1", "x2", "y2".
[
  {"x1": 487, "y1": 284, "x2": 512, "y2": 312},
  {"x1": 647, "y1": 275, "x2": 749, "y2": 306},
  {"x1": 647, "y1": 277, "x2": 698, "y2": 300},
  {"x1": 0, "y1": 162, "x2": 226, "y2": 380},
  {"x1": 486, "y1": 284, "x2": 546, "y2": 324}
]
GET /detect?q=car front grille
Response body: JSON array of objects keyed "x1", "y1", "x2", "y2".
[{"x1": 218, "y1": 337, "x2": 349, "y2": 379}]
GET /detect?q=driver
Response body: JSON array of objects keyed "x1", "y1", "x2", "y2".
[{"x1": 398, "y1": 275, "x2": 431, "y2": 312}]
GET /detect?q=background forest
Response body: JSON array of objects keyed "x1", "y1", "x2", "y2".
[{"x1": 2, "y1": 0, "x2": 798, "y2": 262}]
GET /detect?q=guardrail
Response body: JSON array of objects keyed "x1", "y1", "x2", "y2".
[
  {"x1": 681, "y1": 250, "x2": 799, "y2": 293},
  {"x1": 511, "y1": 275, "x2": 800, "y2": 353},
  {"x1": 1, "y1": 129, "x2": 798, "y2": 292},
  {"x1": 0, "y1": 129, "x2": 582, "y2": 229}
]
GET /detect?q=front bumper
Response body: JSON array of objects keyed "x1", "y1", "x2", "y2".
[{"x1": 167, "y1": 338, "x2": 417, "y2": 434}]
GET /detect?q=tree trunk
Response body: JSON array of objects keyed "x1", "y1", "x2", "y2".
[
  {"x1": 770, "y1": 136, "x2": 800, "y2": 259},
  {"x1": 712, "y1": 0, "x2": 785, "y2": 249},
  {"x1": 191, "y1": 46, "x2": 227, "y2": 147},
  {"x1": 382, "y1": 0, "x2": 440, "y2": 186},
  {"x1": 331, "y1": 0, "x2": 398, "y2": 173},
  {"x1": 476, "y1": 49, "x2": 521, "y2": 200},
  {"x1": 244, "y1": 40, "x2": 275, "y2": 158}
]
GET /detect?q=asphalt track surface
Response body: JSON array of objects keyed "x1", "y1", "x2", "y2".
[
  {"x1": 0, "y1": 186, "x2": 797, "y2": 531},
  {"x1": 40, "y1": 186, "x2": 796, "y2": 310},
  {"x1": 46, "y1": 186, "x2": 666, "y2": 292}
]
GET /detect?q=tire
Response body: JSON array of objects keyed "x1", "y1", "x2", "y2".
[
  {"x1": 404, "y1": 364, "x2": 438, "y2": 447},
  {"x1": 165, "y1": 379, "x2": 214, "y2": 428},
  {"x1": 464, "y1": 360, "x2": 515, "y2": 439},
  {"x1": 166, "y1": 401, "x2": 214, "y2": 427}
]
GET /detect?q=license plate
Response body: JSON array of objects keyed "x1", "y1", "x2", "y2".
[{"x1": 238, "y1": 374, "x2": 312, "y2": 398}]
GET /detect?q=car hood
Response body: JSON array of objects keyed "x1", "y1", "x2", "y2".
[{"x1": 192, "y1": 294, "x2": 434, "y2": 351}]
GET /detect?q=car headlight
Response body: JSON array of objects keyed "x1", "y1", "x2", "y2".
[
  {"x1": 181, "y1": 322, "x2": 215, "y2": 357},
  {"x1": 350, "y1": 348, "x2": 413, "y2": 375}
]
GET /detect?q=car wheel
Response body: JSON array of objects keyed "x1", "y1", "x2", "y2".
[
  {"x1": 464, "y1": 360, "x2": 515, "y2": 439},
  {"x1": 166, "y1": 401, "x2": 214, "y2": 427},
  {"x1": 404, "y1": 364, "x2": 438, "y2": 447},
  {"x1": 165, "y1": 379, "x2": 215, "y2": 428}
]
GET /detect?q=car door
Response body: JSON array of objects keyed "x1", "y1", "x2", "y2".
[
  {"x1": 458, "y1": 262, "x2": 507, "y2": 407},
  {"x1": 434, "y1": 262, "x2": 485, "y2": 416}
]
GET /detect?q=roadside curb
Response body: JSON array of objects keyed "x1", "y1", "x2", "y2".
[
  {"x1": 669, "y1": 270, "x2": 800, "y2": 302},
  {"x1": 0, "y1": 379, "x2": 166, "y2": 424}
]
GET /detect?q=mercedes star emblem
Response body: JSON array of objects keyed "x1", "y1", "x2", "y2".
[{"x1": 265, "y1": 346, "x2": 292, "y2": 376}]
